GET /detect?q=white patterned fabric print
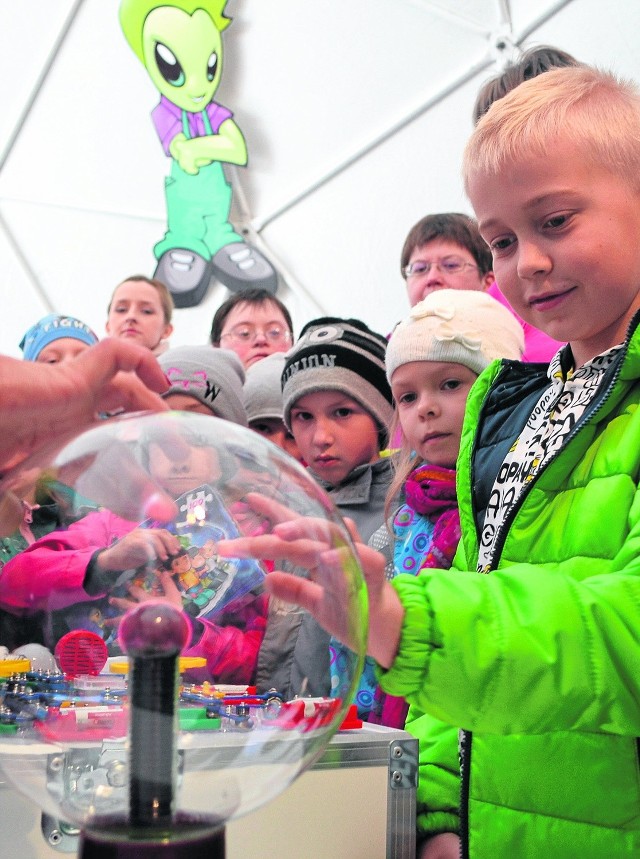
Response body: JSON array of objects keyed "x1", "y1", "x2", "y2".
[{"x1": 477, "y1": 345, "x2": 622, "y2": 572}]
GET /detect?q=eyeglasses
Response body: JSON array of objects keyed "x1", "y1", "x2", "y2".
[
  {"x1": 220, "y1": 324, "x2": 292, "y2": 345},
  {"x1": 403, "y1": 257, "x2": 479, "y2": 279}
]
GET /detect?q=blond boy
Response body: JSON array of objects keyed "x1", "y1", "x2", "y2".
[{"x1": 221, "y1": 67, "x2": 640, "y2": 857}]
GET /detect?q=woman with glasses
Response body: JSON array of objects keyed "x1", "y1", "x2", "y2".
[
  {"x1": 400, "y1": 212, "x2": 494, "y2": 307},
  {"x1": 400, "y1": 212, "x2": 564, "y2": 362},
  {"x1": 210, "y1": 288, "x2": 294, "y2": 369}
]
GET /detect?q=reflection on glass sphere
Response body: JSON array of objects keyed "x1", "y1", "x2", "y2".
[{"x1": 0, "y1": 412, "x2": 366, "y2": 841}]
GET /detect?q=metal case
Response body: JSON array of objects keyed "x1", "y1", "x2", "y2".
[{"x1": 0, "y1": 723, "x2": 417, "y2": 858}]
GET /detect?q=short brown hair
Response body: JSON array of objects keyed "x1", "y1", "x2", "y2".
[
  {"x1": 472, "y1": 45, "x2": 580, "y2": 125},
  {"x1": 210, "y1": 288, "x2": 294, "y2": 345},
  {"x1": 108, "y1": 275, "x2": 174, "y2": 324},
  {"x1": 400, "y1": 212, "x2": 492, "y2": 277}
]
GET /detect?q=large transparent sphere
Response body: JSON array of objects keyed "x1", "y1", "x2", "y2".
[{"x1": 0, "y1": 412, "x2": 367, "y2": 840}]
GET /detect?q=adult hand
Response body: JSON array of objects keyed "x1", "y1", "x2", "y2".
[
  {"x1": 216, "y1": 493, "x2": 405, "y2": 667},
  {"x1": 62, "y1": 337, "x2": 170, "y2": 421},
  {"x1": 0, "y1": 339, "x2": 169, "y2": 472},
  {"x1": 0, "y1": 340, "x2": 171, "y2": 534}
]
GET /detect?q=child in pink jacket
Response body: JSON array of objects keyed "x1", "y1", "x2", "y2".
[{"x1": 0, "y1": 354, "x2": 267, "y2": 683}]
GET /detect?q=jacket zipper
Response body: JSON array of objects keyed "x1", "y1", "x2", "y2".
[
  {"x1": 459, "y1": 728, "x2": 470, "y2": 859},
  {"x1": 458, "y1": 319, "x2": 636, "y2": 857}
]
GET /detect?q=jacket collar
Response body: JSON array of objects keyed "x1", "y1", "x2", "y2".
[{"x1": 313, "y1": 457, "x2": 391, "y2": 504}]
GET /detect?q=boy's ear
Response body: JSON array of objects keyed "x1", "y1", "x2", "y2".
[{"x1": 481, "y1": 271, "x2": 495, "y2": 291}]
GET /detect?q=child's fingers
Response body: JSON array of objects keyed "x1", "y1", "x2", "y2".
[
  {"x1": 274, "y1": 516, "x2": 348, "y2": 547},
  {"x1": 148, "y1": 529, "x2": 182, "y2": 559},
  {"x1": 0, "y1": 490, "x2": 25, "y2": 537},
  {"x1": 126, "y1": 583, "x2": 149, "y2": 601},
  {"x1": 264, "y1": 571, "x2": 325, "y2": 613},
  {"x1": 217, "y1": 533, "x2": 333, "y2": 568},
  {"x1": 341, "y1": 516, "x2": 365, "y2": 546},
  {"x1": 239, "y1": 492, "x2": 304, "y2": 526},
  {"x1": 154, "y1": 570, "x2": 183, "y2": 608},
  {"x1": 107, "y1": 597, "x2": 134, "y2": 614},
  {"x1": 264, "y1": 563, "x2": 363, "y2": 649}
]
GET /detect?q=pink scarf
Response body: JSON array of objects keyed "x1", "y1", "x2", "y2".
[{"x1": 404, "y1": 463, "x2": 460, "y2": 570}]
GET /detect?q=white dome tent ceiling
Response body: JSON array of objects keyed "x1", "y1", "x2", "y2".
[{"x1": 1, "y1": 0, "x2": 639, "y2": 355}]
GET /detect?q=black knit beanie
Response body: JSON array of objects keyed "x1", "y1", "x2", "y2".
[{"x1": 281, "y1": 317, "x2": 393, "y2": 434}]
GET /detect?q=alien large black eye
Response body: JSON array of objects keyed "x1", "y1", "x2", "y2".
[
  {"x1": 206, "y1": 52, "x2": 218, "y2": 82},
  {"x1": 154, "y1": 42, "x2": 185, "y2": 87}
]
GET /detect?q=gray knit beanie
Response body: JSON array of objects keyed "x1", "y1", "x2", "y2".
[
  {"x1": 385, "y1": 289, "x2": 524, "y2": 382},
  {"x1": 281, "y1": 317, "x2": 394, "y2": 432},
  {"x1": 159, "y1": 346, "x2": 248, "y2": 426},
  {"x1": 244, "y1": 352, "x2": 286, "y2": 423}
]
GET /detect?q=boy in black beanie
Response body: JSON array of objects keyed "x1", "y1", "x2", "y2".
[
  {"x1": 256, "y1": 317, "x2": 394, "y2": 700},
  {"x1": 281, "y1": 316, "x2": 393, "y2": 540}
]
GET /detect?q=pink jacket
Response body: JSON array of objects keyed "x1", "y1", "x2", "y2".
[
  {"x1": 0, "y1": 510, "x2": 267, "y2": 684},
  {"x1": 488, "y1": 282, "x2": 564, "y2": 363}
]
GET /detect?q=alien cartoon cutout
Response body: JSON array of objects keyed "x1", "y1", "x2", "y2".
[{"x1": 119, "y1": 0, "x2": 277, "y2": 307}]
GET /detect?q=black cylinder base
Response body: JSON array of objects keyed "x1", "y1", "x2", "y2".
[{"x1": 78, "y1": 823, "x2": 225, "y2": 859}]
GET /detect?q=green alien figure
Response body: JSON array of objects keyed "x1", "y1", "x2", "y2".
[{"x1": 119, "y1": 0, "x2": 278, "y2": 307}]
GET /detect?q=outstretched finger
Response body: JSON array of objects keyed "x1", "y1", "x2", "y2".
[
  {"x1": 273, "y1": 515, "x2": 349, "y2": 548},
  {"x1": 216, "y1": 533, "x2": 336, "y2": 568},
  {"x1": 341, "y1": 516, "x2": 366, "y2": 546},
  {"x1": 237, "y1": 492, "x2": 304, "y2": 527},
  {"x1": 0, "y1": 489, "x2": 26, "y2": 537},
  {"x1": 84, "y1": 339, "x2": 169, "y2": 396},
  {"x1": 265, "y1": 571, "x2": 325, "y2": 614},
  {"x1": 154, "y1": 570, "x2": 184, "y2": 608},
  {"x1": 125, "y1": 583, "x2": 150, "y2": 602},
  {"x1": 107, "y1": 597, "x2": 133, "y2": 616}
]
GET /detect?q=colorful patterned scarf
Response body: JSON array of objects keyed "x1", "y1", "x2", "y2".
[{"x1": 369, "y1": 462, "x2": 460, "y2": 729}]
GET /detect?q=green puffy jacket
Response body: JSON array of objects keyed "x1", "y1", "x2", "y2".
[{"x1": 382, "y1": 320, "x2": 640, "y2": 858}]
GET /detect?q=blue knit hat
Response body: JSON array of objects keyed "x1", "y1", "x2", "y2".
[{"x1": 20, "y1": 314, "x2": 98, "y2": 361}]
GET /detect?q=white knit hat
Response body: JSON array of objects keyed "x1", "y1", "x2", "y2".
[
  {"x1": 386, "y1": 289, "x2": 524, "y2": 382},
  {"x1": 243, "y1": 352, "x2": 286, "y2": 423},
  {"x1": 159, "y1": 346, "x2": 248, "y2": 426}
]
